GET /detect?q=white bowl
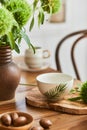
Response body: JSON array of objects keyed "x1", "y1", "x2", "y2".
[{"x1": 36, "y1": 73, "x2": 74, "y2": 102}]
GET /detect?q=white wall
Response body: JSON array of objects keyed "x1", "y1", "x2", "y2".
[{"x1": 13, "y1": 0, "x2": 87, "y2": 81}]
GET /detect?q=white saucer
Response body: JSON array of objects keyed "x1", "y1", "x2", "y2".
[
  {"x1": 13, "y1": 56, "x2": 50, "y2": 72},
  {"x1": 18, "y1": 62, "x2": 49, "y2": 72}
]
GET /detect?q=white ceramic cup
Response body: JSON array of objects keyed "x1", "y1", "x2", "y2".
[
  {"x1": 36, "y1": 73, "x2": 73, "y2": 102},
  {"x1": 24, "y1": 47, "x2": 50, "y2": 69}
]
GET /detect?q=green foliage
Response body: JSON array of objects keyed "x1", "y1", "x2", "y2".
[
  {"x1": 0, "y1": 0, "x2": 32, "y2": 52},
  {"x1": 29, "y1": 0, "x2": 61, "y2": 31},
  {"x1": 0, "y1": 0, "x2": 61, "y2": 53},
  {"x1": 80, "y1": 82, "x2": 87, "y2": 103},
  {"x1": 29, "y1": 17, "x2": 35, "y2": 31},
  {"x1": 41, "y1": 0, "x2": 61, "y2": 14},
  {"x1": 0, "y1": 0, "x2": 9, "y2": 5},
  {"x1": 0, "y1": 6, "x2": 16, "y2": 36},
  {"x1": 44, "y1": 84, "x2": 66, "y2": 101},
  {"x1": 6, "y1": 0, "x2": 32, "y2": 27},
  {"x1": 69, "y1": 81, "x2": 87, "y2": 104},
  {"x1": 38, "y1": 10, "x2": 44, "y2": 26}
]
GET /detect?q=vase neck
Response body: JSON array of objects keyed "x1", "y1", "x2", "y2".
[{"x1": 0, "y1": 46, "x2": 12, "y2": 65}]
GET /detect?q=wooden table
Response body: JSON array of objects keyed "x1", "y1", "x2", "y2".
[{"x1": 0, "y1": 64, "x2": 87, "y2": 130}]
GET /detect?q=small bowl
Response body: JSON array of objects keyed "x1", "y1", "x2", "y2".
[
  {"x1": 0, "y1": 111, "x2": 33, "y2": 130},
  {"x1": 36, "y1": 73, "x2": 74, "y2": 102}
]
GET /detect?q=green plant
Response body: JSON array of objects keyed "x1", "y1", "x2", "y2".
[
  {"x1": 68, "y1": 81, "x2": 87, "y2": 104},
  {"x1": 0, "y1": 0, "x2": 61, "y2": 53},
  {"x1": 44, "y1": 84, "x2": 66, "y2": 100}
]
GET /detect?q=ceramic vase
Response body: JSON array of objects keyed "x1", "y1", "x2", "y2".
[{"x1": 0, "y1": 45, "x2": 21, "y2": 101}]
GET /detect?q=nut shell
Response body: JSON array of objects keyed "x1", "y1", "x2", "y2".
[
  {"x1": 11, "y1": 112, "x2": 19, "y2": 122},
  {"x1": 1, "y1": 114, "x2": 12, "y2": 126},
  {"x1": 39, "y1": 118, "x2": 52, "y2": 129},
  {"x1": 0, "y1": 111, "x2": 33, "y2": 130},
  {"x1": 13, "y1": 116, "x2": 28, "y2": 127}
]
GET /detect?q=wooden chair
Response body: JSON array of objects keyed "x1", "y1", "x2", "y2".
[{"x1": 55, "y1": 30, "x2": 87, "y2": 80}]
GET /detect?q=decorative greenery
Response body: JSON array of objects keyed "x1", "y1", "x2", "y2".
[
  {"x1": 69, "y1": 83, "x2": 82, "y2": 94},
  {"x1": 68, "y1": 81, "x2": 87, "y2": 104},
  {"x1": 41, "y1": 0, "x2": 61, "y2": 14},
  {"x1": 0, "y1": 6, "x2": 16, "y2": 36},
  {"x1": 0, "y1": 0, "x2": 61, "y2": 53},
  {"x1": 44, "y1": 84, "x2": 66, "y2": 101},
  {"x1": 6, "y1": 0, "x2": 32, "y2": 27}
]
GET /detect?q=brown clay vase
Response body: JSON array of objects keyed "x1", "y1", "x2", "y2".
[{"x1": 0, "y1": 45, "x2": 21, "y2": 101}]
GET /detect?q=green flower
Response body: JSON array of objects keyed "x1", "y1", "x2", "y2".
[
  {"x1": 0, "y1": 0, "x2": 61, "y2": 53},
  {"x1": 0, "y1": 6, "x2": 15, "y2": 36},
  {"x1": 6, "y1": 0, "x2": 32, "y2": 27},
  {"x1": 41, "y1": 0, "x2": 61, "y2": 14}
]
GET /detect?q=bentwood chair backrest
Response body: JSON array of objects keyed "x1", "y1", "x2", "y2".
[{"x1": 55, "y1": 30, "x2": 87, "y2": 80}]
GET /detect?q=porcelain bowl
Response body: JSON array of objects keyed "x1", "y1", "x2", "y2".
[
  {"x1": 0, "y1": 111, "x2": 33, "y2": 130},
  {"x1": 36, "y1": 73, "x2": 74, "y2": 102}
]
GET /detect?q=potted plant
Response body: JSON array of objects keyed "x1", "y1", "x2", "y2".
[{"x1": 0, "y1": 0, "x2": 61, "y2": 101}]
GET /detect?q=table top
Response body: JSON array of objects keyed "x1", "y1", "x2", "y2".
[{"x1": 0, "y1": 58, "x2": 87, "y2": 130}]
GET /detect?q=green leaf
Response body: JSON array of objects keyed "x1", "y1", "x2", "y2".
[
  {"x1": 44, "y1": 84, "x2": 66, "y2": 100},
  {"x1": 33, "y1": 0, "x2": 38, "y2": 10},
  {"x1": 38, "y1": 11, "x2": 41, "y2": 27},
  {"x1": 20, "y1": 30, "x2": 35, "y2": 53},
  {"x1": 7, "y1": 32, "x2": 15, "y2": 49},
  {"x1": 29, "y1": 17, "x2": 34, "y2": 31},
  {"x1": 14, "y1": 43, "x2": 20, "y2": 53},
  {"x1": 18, "y1": 36, "x2": 22, "y2": 44},
  {"x1": 30, "y1": 43, "x2": 35, "y2": 54},
  {"x1": 68, "y1": 97, "x2": 81, "y2": 101},
  {"x1": 41, "y1": 11, "x2": 45, "y2": 24},
  {"x1": 38, "y1": 10, "x2": 45, "y2": 26},
  {"x1": 20, "y1": 30, "x2": 31, "y2": 47},
  {"x1": 50, "y1": 6, "x2": 52, "y2": 15}
]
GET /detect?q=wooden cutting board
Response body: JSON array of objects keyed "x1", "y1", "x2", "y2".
[{"x1": 25, "y1": 87, "x2": 87, "y2": 115}]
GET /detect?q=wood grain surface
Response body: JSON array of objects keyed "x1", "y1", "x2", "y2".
[
  {"x1": 1, "y1": 56, "x2": 87, "y2": 130},
  {"x1": 26, "y1": 87, "x2": 87, "y2": 115}
]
